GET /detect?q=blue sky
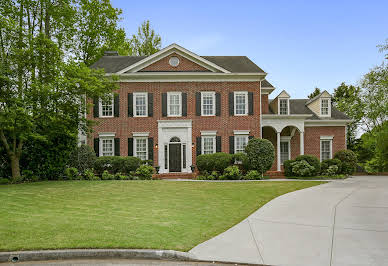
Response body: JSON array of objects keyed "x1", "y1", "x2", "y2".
[{"x1": 112, "y1": 0, "x2": 388, "y2": 98}]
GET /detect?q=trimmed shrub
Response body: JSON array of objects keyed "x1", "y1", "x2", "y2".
[
  {"x1": 291, "y1": 160, "x2": 315, "y2": 177},
  {"x1": 220, "y1": 165, "x2": 241, "y2": 180},
  {"x1": 135, "y1": 164, "x2": 154, "y2": 180},
  {"x1": 244, "y1": 170, "x2": 263, "y2": 180},
  {"x1": 295, "y1": 155, "x2": 320, "y2": 176},
  {"x1": 94, "y1": 156, "x2": 142, "y2": 175},
  {"x1": 326, "y1": 165, "x2": 339, "y2": 176},
  {"x1": 0, "y1": 178, "x2": 9, "y2": 185},
  {"x1": 83, "y1": 169, "x2": 95, "y2": 180},
  {"x1": 101, "y1": 170, "x2": 115, "y2": 180},
  {"x1": 22, "y1": 170, "x2": 39, "y2": 182},
  {"x1": 68, "y1": 145, "x2": 97, "y2": 175},
  {"x1": 245, "y1": 138, "x2": 275, "y2": 176},
  {"x1": 283, "y1": 159, "x2": 295, "y2": 177},
  {"x1": 321, "y1": 159, "x2": 342, "y2": 175},
  {"x1": 115, "y1": 172, "x2": 129, "y2": 180},
  {"x1": 196, "y1": 153, "x2": 233, "y2": 173},
  {"x1": 232, "y1": 152, "x2": 250, "y2": 173},
  {"x1": 64, "y1": 167, "x2": 79, "y2": 180},
  {"x1": 334, "y1": 150, "x2": 357, "y2": 175}
]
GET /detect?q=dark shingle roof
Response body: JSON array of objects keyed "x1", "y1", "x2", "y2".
[
  {"x1": 262, "y1": 79, "x2": 274, "y2": 88},
  {"x1": 268, "y1": 99, "x2": 350, "y2": 120},
  {"x1": 91, "y1": 55, "x2": 265, "y2": 73}
]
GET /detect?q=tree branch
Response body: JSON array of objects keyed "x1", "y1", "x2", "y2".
[{"x1": 0, "y1": 129, "x2": 12, "y2": 156}]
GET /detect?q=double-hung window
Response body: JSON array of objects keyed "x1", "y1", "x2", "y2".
[
  {"x1": 234, "y1": 92, "x2": 248, "y2": 115},
  {"x1": 100, "y1": 96, "x2": 114, "y2": 117},
  {"x1": 320, "y1": 139, "x2": 332, "y2": 161},
  {"x1": 100, "y1": 138, "x2": 114, "y2": 156},
  {"x1": 168, "y1": 92, "x2": 182, "y2": 116},
  {"x1": 202, "y1": 136, "x2": 216, "y2": 154},
  {"x1": 235, "y1": 135, "x2": 248, "y2": 153},
  {"x1": 134, "y1": 137, "x2": 148, "y2": 160},
  {"x1": 280, "y1": 141, "x2": 290, "y2": 164},
  {"x1": 134, "y1": 92, "x2": 147, "y2": 117},
  {"x1": 321, "y1": 99, "x2": 330, "y2": 116},
  {"x1": 201, "y1": 92, "x2": 215, "y2": 116},
  {"x1": 279, "y1": 99, "x2": 288, "y2": 115}
]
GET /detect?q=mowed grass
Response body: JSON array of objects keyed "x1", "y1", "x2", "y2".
[{"x1": 0, "y1": 180, "x2": 324, "y2": 251}]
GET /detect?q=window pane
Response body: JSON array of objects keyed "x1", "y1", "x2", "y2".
[
  {"x1": 101, "y1": 99, "x2": 113, "y2": 116},
  {"x1": 203, "y1": 137, "x2": 214, "y2": 154},
  {"x1": 136, "y1": 138, "x2": 147, "y2": 160},
  {"x1": 321, "y1": 99, "x2": 329, "y2": 115},
  {"x1": 102, "y1": 139, "x2": 113, "y2": 156},
  {"x1": 135, "y1": 94, "x2": 147, "y2": 116},
  {"x1": 235, "y1": 136, "x2": 248, "y2": 153},
  {"x1": 202, "y1": 93, "x2": 214, "y2": 115},
  {"x1": 279, "y1": 99, "x2": 288, "y2": 115},
  {"x1": 280, "y1": 141, "x2": 289, "y2": 164},
  {"x1": 169, "y1": 94, "x2": 181, "y2": 116},
  {"x1": 235, "y1": 93, "x2": 247, "y2": 115},
  {"x1": 321, "y1": 140, "x2": 331, "y2": 160}
]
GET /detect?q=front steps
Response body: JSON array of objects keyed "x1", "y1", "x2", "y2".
[
  {"x1": 265, "y1": 171, "x2": 286, "y2": 179},
  {"x1": 153, "y1": 172, "x2": 197, "y2": 180}
]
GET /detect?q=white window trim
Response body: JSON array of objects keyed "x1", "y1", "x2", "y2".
[
  {"x1": 99, "y1": 95, "x2": 114, "y2": 118},
  {"x1": 278, "y1": 98, "x2": 290, "y2": 115},
  {"x1": 233, "y1": 130, "x2": 250, "y2": 135},
  {"x1": 134, "y1": 137, "x2": 148, "y2": 160},
  {"x1": 320, "y1": 98, "x2": 331, "y2": 117},
  {"x1": 98, "y1": 132, "x2": 116, "y2": 137},
  {"x1": 201, "y1": 136, "x2": 216, "y2": 154},
  {"x1": 234, "y1": 91, "x2": 248, "y2": 116},
  {"x1": 99, "y1": 137, "x2": 114, "y2": 157},
  {"x1": 201, "y1": 91, "x2": 216, "y2": 116},
  {"x1": 280, "y1": 137, "x2": 291, "y2": 165},
  {"x1": 133, "y1": 92, "x2": 148, "y2": 117},
  {"x1": 320, "y1": 139, "x2": 332, "y2": 161},
  {"x1": 132, "y1": 132, "x2": 150, "y2": 137},
  {"x1": 201, "y1": 130, "x2": 217, "y2": 136},
  {"x1": 167, "y1": 92, "x2": 182, "y2": 117},
  {"x1": 234, "y1": 135, "x2": 249, "y2": 153}
]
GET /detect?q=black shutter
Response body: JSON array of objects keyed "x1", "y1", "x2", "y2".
[
  {"x1": 182, "y1": 92, "x2": 187, "y2": 116},
  {"x1": 248, "y1": 92, "x2": 254, "y2": 115},
  {"x1": 148, "y1": 93, "x2": 153, "y2": 117},
  {"x1": 229, "y1": 92, "x2": 234, "y2": 116},
  {"x1": 216, "y1": 92, "x2": 221, "y2": 116},
  {"x1": 148, "y1": 138, "x2": 154, "y2": 163},
  {"x1": 128, "y1": 138, "x2": 133, "y2": 156},
  {"x1": 216, "y1": 136, "x2": 221, "y2": 153},
  {"x1": 229, "y1": 136, "x2": 234, "y2": 154},
  {"x1": 93, "y1": 97, "x2": 99, "y2": 118},
  {"x1": 114, "y1": 138, "x2": 120, "y2": 156},
  {"x1": 196, "y1": 137, "x2": 201, "y2": 156},
  {"x1": 128, "y1": 93, "x2": 133, "y2": 117},
  {"x1": 162, "y1": 93, "x2": 167, "y2": 117},
  {"x1": 195, "y1": 92, "x2": 201, "y2": 116},
  {"x1": 94, "y1": 138, "x2": 99, "y2": 156},
  {"x1": 114, "y1": 95, "x2": 119, "y2": 117}
]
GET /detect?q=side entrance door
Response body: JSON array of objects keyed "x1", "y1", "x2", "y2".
[{"x1": 169, "y1": 143, "x2": 181, "y2": 172}]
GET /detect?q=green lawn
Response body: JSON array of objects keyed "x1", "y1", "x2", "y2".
[{"x1": 0, "y1": 180, "x2": 324, "y2": 251}]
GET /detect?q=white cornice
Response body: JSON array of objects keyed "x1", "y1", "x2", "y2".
[
  {"x1": 261, "y1": 87, "x2": 275, "y2": 94},
  {"x1": 262, "y1": 114, "x2": 313, "y2": 119}
]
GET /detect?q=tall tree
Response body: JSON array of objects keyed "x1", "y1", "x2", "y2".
[
  {"x1": 130, "y1": 20, "x2": 161, "y2": 56},
  {"x1": 307, "y1": 87, "x2": 321, "y2": 99}
]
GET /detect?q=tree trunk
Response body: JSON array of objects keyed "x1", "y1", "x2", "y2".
[{"x1": 10, "y1": 155, "x2": 21, "y2": 180}]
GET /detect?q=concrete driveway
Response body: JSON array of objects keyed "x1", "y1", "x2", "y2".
[{"x1": 189, "y1": 176, "x2": 388, "y2": 266}]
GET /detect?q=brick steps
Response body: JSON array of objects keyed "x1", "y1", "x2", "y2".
[
  {"x1": 265, "y1": 171, "x2": 286, "y2": 179},
  {"x1": 153, "y1": 173, "x2": 196, "y2": 179}
]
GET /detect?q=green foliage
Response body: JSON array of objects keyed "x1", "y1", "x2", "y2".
[
  {"x1": 333, "y1": 150, "x2": 357, "y2": 175},
  {"x1": 232, "y1": 152, "x2": 250, "y2": 172},
  {"x1": 64, "y1": 167, "x2": 79, "y2": 180},
  {"x1": 220, "y1": 165, "x2": 241, "y2": 180},
  {"x1": 129, "y1": 20, "x2": 161, "y2": 56},
  {"x1": 135, "y1": 164, "x2": 154, "y2": 180},
  {"x1": 326, "y1": 165, "x2": 339, "y2": 176},
  {"x1": 290, "y1": 160, "x2": 315, "y2": 177},
  {"x1": 115, "y1": 173, "x2": 130, "y2": 180},
  {"x1": 321, "y1": 159, "x2": 342, "y2": 175},
  {"x1": 68, "y1": 145, "x2": 97, "y2": 175},
  {"x1": 244, "y1": 170, "x2": 263, "y2": 180},
  {"x1": 196, "y1": 153, "x2": 233, "y2": 173},
  {"x1": 308, "y1": 87, "x2": 321, "y2": 99},
  {"x1": 295, "y1": 155, "x2": 321, "y2": 176},
  {"x1": 245, "y1": 138, "x2": 275, "y2": 176},
  {"x1": 101, "y1": 170, "x2": 115, "y2": 180},
  {"x1": 0, "y1": 178, "x2": 9, "y2": 185},
  {"x1": 21, "y1": 170, "x2": 39, "y2": 182},
  {"x1": 94, "y1": 156, "x2": 142, "y2": 175},
  {"x1": 83, "y1": 169, "x2": 96, "y2": 180},
  {"x1": 283, "y1": 159, "x2": 294, "y2": 177}
]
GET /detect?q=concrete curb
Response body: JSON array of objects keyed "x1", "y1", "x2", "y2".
[{"x1": 0, "y1": 249, "x2": 199, "y2": 264}]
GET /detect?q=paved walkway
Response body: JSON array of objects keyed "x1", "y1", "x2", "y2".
[{"x1": 189, "y1": 176, "x2": 388, "y2": 266}]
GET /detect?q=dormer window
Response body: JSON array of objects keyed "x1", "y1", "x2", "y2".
[
  {"x1": 320, "y1": 98, "x2": 330, "y2": 116},
  {"x1": 279, "y1": 99, "x2": 289, "y2": 115}
]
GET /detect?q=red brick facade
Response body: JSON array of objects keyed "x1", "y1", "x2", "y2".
[
  {"x1": 261, "y1": 94, "x2": 269, "y2": 114},
  {"x1": 304, "y1": 126, "x2": 346, "y2": 159}
]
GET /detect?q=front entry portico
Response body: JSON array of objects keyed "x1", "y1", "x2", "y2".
[{"x1": 158, "y1": 120, "x2": 192, "y2": 174}]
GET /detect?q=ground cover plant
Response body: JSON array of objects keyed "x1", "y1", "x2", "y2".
[{"x1": 0, "y1": 180, "x2": 324, "y2": 251}]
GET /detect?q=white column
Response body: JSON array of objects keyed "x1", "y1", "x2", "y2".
[
  {"x1": 277, "y1": 131, "x2": 281, "y2": 171},
  {"x1": 300, "y1": 131, "x2": 304, "y2": 155}
]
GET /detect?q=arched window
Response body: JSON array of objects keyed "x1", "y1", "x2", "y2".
[{"x1": 170, "y1": 137, "x2": 181, "y2": 143}]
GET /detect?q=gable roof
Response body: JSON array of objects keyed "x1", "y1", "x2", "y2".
[
  {"x1": 91, "y1": 56, "x2": 146, "y2": 73},
  {"x1": 261, "y1": 79, "x2": 274, "y2": 88},
  {"x1": 305, "y1": 90, "x2": 331, "y2": 105},
  {"x1": 202, "y1": 56, "x2": 265, "y2": 73}
]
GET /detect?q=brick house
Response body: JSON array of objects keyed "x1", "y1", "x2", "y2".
[{"x1": 85, "y1": 43, "x2": 351, "y2": 175}]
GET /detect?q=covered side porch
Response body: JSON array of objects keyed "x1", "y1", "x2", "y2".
[{"x1": 262, "y1": 116, "x2": 307, "y2": 172}]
